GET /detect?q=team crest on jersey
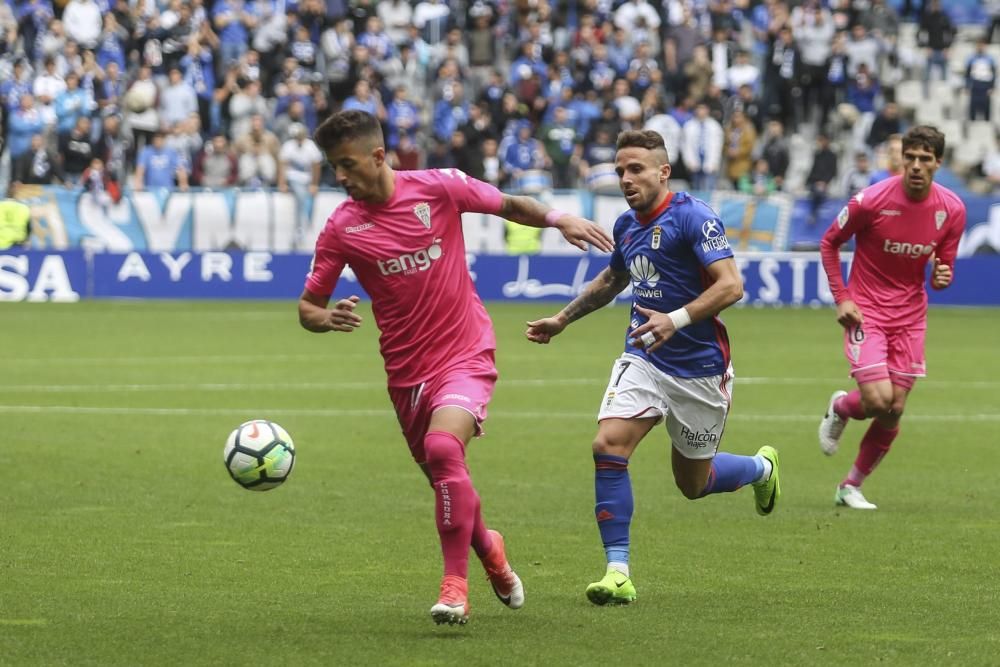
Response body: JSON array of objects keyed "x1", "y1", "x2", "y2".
[
  {"x1": 651, "y1": 225, "x2": 661, "y2": 249},
  {"x1": 413, "y1": 202, "x2": 432, "y2": 229},
  {"x1": 934, "y1": 210, "x2": 946, "y2": 230},
  {"x1": 837, "y1": 206, "x2": 849, "y2": 228}
]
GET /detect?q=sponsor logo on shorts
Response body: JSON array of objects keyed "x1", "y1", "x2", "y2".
[
  {"x1": 605, "y1": 391, "x2": 616, "y2": 408},
  {"x1": 679, "y1": 424, "x2": 718, "y2": 448},
  {"x1": 849, "y1": 344, "x2": 861, "y2": 362},
  {"x1": 883, "y1": 239, "x2": 936, "y2": 259},
  {"x1": 442, "y1": 393, "x2": 471, "y2": 404}
]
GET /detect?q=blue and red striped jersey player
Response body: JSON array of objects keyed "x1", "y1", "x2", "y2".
[
  {"x1": 298, "y1": 110, "x2": 614, "y2": 626},
  {"x1": 818, "y1": 125, "x2": 966, "y2": 510},
  {"x1": 525, "y1": 129, "x2": 782, "y2": 605}
]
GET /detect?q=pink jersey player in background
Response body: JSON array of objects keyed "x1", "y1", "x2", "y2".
[
  {"x1": 818, "y1": 125, "x2": 966, "y2": 510},
  {"x1": 298, "y1": 110, "x2": 614, "y2": 625}
]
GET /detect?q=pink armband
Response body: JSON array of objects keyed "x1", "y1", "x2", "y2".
[{"x1": 544, "y1": 209, "x2": 566, "y2": 227}]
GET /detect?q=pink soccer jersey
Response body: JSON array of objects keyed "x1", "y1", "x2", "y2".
[
  {"x1": 305, "y1": 169, "x2": 504, "y2": 387},
  {"x1": 820, "y1": 176, "x2": 966, "y2": 328}
]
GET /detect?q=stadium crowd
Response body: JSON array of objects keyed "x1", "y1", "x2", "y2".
[{"x1": 1, "y1": 0, "x2": 998, "y2": 203}]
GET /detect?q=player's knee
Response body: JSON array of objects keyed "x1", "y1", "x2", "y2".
[
  {"x1": 592, "y1": 435, "x2": 628, "y2": 457},
  {"x1": 862, "y1": 394, "x2": 893, "y2": 418}
]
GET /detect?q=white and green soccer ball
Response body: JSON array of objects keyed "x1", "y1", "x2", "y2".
[{"x1": 223, "y1": 420, "x2": 296, "y2": 491}]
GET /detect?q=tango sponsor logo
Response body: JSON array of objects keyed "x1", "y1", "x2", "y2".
[
  {"x1": 377, "y1": 239, "x2": 443, "y2": 275},
  {"x1": 346, "y1": 222, "x2": 375, "y2": 233},
  {"x1": 882, "y1": 239, "x2": 936, "y2": 259},
  {"x1": 679, "y1": 424, "x2": 718, "y2": 448}
]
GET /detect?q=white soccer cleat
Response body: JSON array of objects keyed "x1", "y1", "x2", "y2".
[
  {"x1": 834, "y1": 484, "x2": 877, "y2": 510},
  {"x1": 819, "y1": 390, "x2": 849, "y2": 456}
]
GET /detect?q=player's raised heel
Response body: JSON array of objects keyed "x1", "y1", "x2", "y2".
[
  {"x1": 819, "y1": 390, "x2": 849, "y2": 455},
  {"x1": 430, "y1": 575, "x2": 469, "y2": 625},
  {"x1": 482, "y1": 529, "x2": 525, "y2": 609},
  {"x1": 585, "y1": 568, "x2": 636, "y2": 606}
]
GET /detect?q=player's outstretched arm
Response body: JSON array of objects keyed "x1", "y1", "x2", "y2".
[
  {"x1": 497, "y1": 193, "x2": 614, "y2": 253},
  {"x1": 298, "y1": 289, "x2": 363, "y2": 333},
  {"x1": 526, "y1": 267, "x2": 630, "y2": 343}
]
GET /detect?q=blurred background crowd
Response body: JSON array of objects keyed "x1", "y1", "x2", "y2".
[{"x1": 1, "y1": 0, "x2": 998, "y2": 209}]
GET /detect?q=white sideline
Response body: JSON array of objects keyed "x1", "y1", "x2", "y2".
[
  {"x1": 0, "y1": 404, "x2": 997, "y2": 421},
  {"x1": 5, "y1": 376, "x2": 1000, "y2": 392}
]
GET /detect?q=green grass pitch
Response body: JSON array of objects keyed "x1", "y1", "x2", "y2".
[{"x1": 2, "y1": 301, "x2": 998, "y2": 666}]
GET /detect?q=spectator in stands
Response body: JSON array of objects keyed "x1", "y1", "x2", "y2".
[
  {"x1": 96, "y1": 114, "x2": 130, "y2": 185},
  {"x1": 1, "y1": 60, "x2": 33, "y2": 113},
  {"x1": 228, "y1": 79, "x2": 268, "y2": 139},
  {"x1": 846, "y1": 24, "x2": 880, "y2": 79},
  {"x1": 342, "y1": 79, "x2": 385, "y2": 121},
  {"x1": 792, "y1": 0, "x2": 834, "y2": 126},
  {"x1": 134, "y1": 131, "x2": 189, "y2": 192},
  {"x1": 425, "y1": 138, "x2": 456, "y2": 169},
  {"x1": 846, "y1": 63, "x2": 880, "y2": 150},
  {"x1": 842, "y1": 151, "x2": 874, "y2": 196},
  {"x1": 684, "y1": 45, "x2": 714, "y2": 104},
  {"x1": 627, "y1": 41, "x2": 660, "y2": 96},
  {"x1": 55, "y1": 71, "x2": 94, "y2": 136},
  {"x1": 867, "y1": 101, "x2": 902, "y2": 149},
  {"x1": 918, "y1": 0, "x2": 954, "y2": 93},
  {"x1": 160, "y1": 66, "x2": 199, "y2": 132},
  {"x1": 870, "y1": 133, "x2": 904, "y2": 184},
  {"x1": 738, "y1": 158, "x2": 777, "y2": 197},
  {"x1": 193, "y1": 134, "x2": 238, "y2": 188},
  {"x1": 7, "y1": 95, "x2": 47, "y2": 163},
  {"x1": 377, "y1": 0, "x2": 412, "y2": 46},
  {"x1": 390, "y1": 133, "x2": 423, "y2": 171},
  {"x1": 181, "y1": 35, "x2": 217, "y2": 132},
  {"x1": 234, "y1": 114, "x2": 279, "y2": 187},
  {"x1": 540, "y1": 105, "x2": 581, "y2": 189},
  {"x1": 764, "y1": 26, "x2": 802, "y2": 131},
  {"x1": 59, "y1": 116, "x2": 95, "y2": 183},
  {"x1": 501, "y1": 121, "x2": 548, "y2": 189},
  {"x1": 214, "y1": 0, "x2": 257, "y2": 69},
  {"x1": 805, "y1": 133, "x2": 838, "y2": 225},
  {"x1": 821, "y1": 30, "x2": 849, "y2": 130},
  {"x1": 479, "y1": 137, "x2": 502, "y2": 186},
  {"x1": 448, "y1": 130, "x2": 482, "y2": 180},
  {"x1": 681, "y1": 102, "x2": 723, "y2": 192},
  {"x1": 726, "y1": 51, "x2": 760, "y2": 97},
  {"x1": 432, "y1": 81, "x2": 469, "y2": 143},
  {"x1": 643, "y1": 107, "x2": 682, "y2": 165},
  {"x1": 724, "y1": 109, "x2": 756, "y2": 186},
  {"x1": 610, "y1": 78, "x2": 642, "y2": 127},
  {"x1": 33, "y1": 54, "x2": 67, "y2": 107},
  {"x1": 166, "y1": 113, "x2": 204, "y2": 165},
  {"x1": 413, "y1": 0, "x2": 450, "y2": 45},
  {"x1": 63, "y1": 0, "x2": 102, "y2": 50},
  {"x1": 12, "y1": 133, "x2": 59, "y2": 186},
  {"x1": 277, "y1": 122, "x2": 322, "y2": 245},
  {"x1": 80, "y1": 157, "x2": 121, "y2": 206},
  {"x1": 965, "y1": 37, "x2": 997, "y2": 122},
  {"x1": 96, "y1": 60, "x2": 126, "y2": 118},
  {"x1": 467, "y1": 11, "x2": 497, "y2": 93},
  {"x1": 123, "y1": 66, "x2": 160, "y2": 152}
]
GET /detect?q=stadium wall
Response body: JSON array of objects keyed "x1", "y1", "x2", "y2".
[{"x1": 2, "y1": 250, "x2": 997, "y2": 306}]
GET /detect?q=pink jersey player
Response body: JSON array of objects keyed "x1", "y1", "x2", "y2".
[
  {"x1": 817, "y1": 126, "x2": 966, "y2": 511},
  {"x1": 297, "y1": 110, "x2": 613, "y2": 625}
]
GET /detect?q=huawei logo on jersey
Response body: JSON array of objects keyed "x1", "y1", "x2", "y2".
[
  {"x1": 629, "y1": 255, "x2": 662, "y2": 297},
  {"x1": 883, "y1": 239, "x2": 936, "y2": 259}
]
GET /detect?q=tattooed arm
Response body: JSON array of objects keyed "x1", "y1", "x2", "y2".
[{"x1": 525, "y1": 267, "x2": 631, "y2": 344}]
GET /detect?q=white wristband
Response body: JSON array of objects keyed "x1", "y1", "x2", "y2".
[{"x1": 667, "y1": 307, "x2": 692, "y2": 330}]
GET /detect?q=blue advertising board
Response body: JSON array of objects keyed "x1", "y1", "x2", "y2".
[{"x1": 2, "y1": 250, "x2": 997, "y2": 306}]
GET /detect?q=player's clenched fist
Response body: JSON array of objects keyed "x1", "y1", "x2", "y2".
[
  {"x1": 525, "y1": 316, "x2": 567, "y2": 344},
  {"x1": 327, "y1": 295, "x2": 362, "y2": 332},
  {"x1": 931, "y1": 257, "x2": 952, "y2": 290},
  {"x1": 835, "y1": 299, "x2": 863, "y2": 328}
]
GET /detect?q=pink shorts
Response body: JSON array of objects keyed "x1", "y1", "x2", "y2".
[
  {"x1": 388, "y1": 349, "x2": 498, "y2": 463},
  {"x1": 843, "y1": 323, "x2": 926, "y2": 390}
]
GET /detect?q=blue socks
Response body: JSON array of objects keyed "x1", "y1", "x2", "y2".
[
  {"x1": 698, "y1": 453, "x2": 765, "y2": 497},
  {"x1": 594, "y1": 454, "x2": 632, "y2": 566}
]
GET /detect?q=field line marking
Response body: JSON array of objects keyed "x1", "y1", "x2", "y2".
[
  {"x1": 0, "y1": 405, "x2": 998, "y2": 422},
  {"x1": 0, "y1": 619, "x2": 48, "y2": 626},
  {"x1": 5, "y1": 376, "x2": 1000, "y2": 392}
]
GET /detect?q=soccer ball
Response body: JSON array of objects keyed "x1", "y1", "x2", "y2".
[{"x1": 223, "y1": 420, "x2": 296, "y2": 491}]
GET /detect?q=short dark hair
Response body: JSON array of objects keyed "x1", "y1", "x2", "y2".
[
  {"x1": 902, "y1": 125, "x2": 946, "y2": 159},
  {"x1": 616, "y1": 130, "x2": 667, "y2": 153},
  {"x1": 314, "y1": 110, "x2": 384, "y2": 153}
]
